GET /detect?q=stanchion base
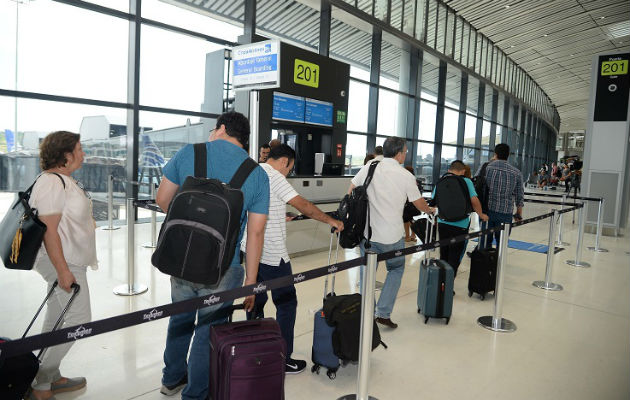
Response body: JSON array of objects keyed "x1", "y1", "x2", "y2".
[
  {"x1": 113, "y1": 284, "x2": 148, "y2": 296},
  {"x1": 587, "y1": 247, "x2": 609, "y2": 253},
  {"x1": 554, "y1": 241, "x2": 570, "y2": 247},
  {"x1": 477, "y1": 316, "x2": 517, "y2": 332},
  {"x1": 101, "y1": 226, "x2": 120, "y2": 231},
  {"x1": 142, "y1": 243, "x2": 157, "y2": 249},
  {"x1": 532, "y1": 281, "x2": 563, "y2": 291},
  {"x1": 338, "y1": 395, "x2": 378, "y2": 400},
  {"x1": 566, "y1": 260, "x2": 591, "y2": 268}
]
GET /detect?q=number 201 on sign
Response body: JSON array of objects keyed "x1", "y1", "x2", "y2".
[{"x1": 294, "y1": 59, "x2": 319, "y2": 88}]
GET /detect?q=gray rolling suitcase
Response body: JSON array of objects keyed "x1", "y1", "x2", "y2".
[{"x1": 416, "y1": 214, "x2": 454, "y2": 324}]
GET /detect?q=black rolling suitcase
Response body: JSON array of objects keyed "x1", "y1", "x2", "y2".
[
  {"x1": 467, "y1": 247, "x2": 497, "y2": 300},
  {"x1": 0, "y1": 281, "x2": 80, "y2": 400}
]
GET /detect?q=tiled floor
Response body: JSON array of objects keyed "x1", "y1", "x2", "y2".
[{"x1": 1, "y1": 197, "x2": 628, "y2": 400}]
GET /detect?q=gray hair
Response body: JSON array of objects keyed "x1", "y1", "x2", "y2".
[{"x1": 383, "y1": 137, "x2": 406, "y2": 158}]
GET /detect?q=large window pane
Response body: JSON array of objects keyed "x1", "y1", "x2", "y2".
[
  {"x1": 345, "y1": 133, "x2": 367, "y2": 174},
  {"x1": 381, "y1": 32, "x2": 409, "y2": 92},
  {"x1": 0, "y1": 1, "x2": 128, "y2": 102},
  {"x1": 390, "y1": 0, "x2": 403, "y2": 30},
  {"x1": 484, "y1": 86, "x2": 493, "y2": 119},
  {"x1": 421, "y1": 52, "x2": 440, "y2": 101},
  {"x1": 462, "y1": 146, "x2": 475, "y2": 169},
  {"x1": 440, "y1": 144, "x2": 457, "y2": 176},
  {"x1": 377, "y1": 89, "x2": 402, "y2": 137},
  {"x1": 445, "y1": 64, "x2": 461, "y2": 109},
  {"x1": 331, "y1": 18, "x2": 371, "y2": 79},
  {"x1": 402, "y1": 0, "x2": 416, "y2": 36},
  {"x1": 140, "y1": 25, "x2": 223, "y2": 111},
  {"x1": 347, "y1": 80, "x2": 369, "y2": 133},
  {"x1": 415, "y1": 141, "x2": 435, "y2": 184},
  {"x1": 481, "y1": 120, "x2": 491, "y2": 151},
  {"x1": 467, "y1": 76, "x2": 480, "y2": 115},
  {"x1": 435, "y1": 4, "x2": 446, "y2": 53},
  {"x1": 443, "y1": 108, "x2": 459, "y2": 145},
  {"x1": 445, "y1": 10, "x2": 455, "y2": 57},
  {"x1": 415, "y1": 0, "x2": 426, "y2": 41},
  {"x1": 426, "y1": 0, "x2": 437, "y2": 48},
  {"x1": 464, "y1": 114, "x2": 477, "y2": 144},
  {"x1": 419, "y1": 101, "x2": 437, "y2": 141}
]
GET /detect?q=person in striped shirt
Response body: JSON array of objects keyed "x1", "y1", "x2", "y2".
[{"x1": 242, "y1": 144, "x2": 343, "y2": 374}]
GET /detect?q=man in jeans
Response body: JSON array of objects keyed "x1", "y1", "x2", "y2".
[
  {"x1": 155, "y1": 111, "x2": 269, "y2": 400},
  {"x1": 243, "y1": 144, "x2": 343, "y2": 374},
  {"x1": 478, "y1": 143, "x2": 524, "y2": 248},
  {"x1": 349, "y1": 137, "x2": 434, "y2": 329}
]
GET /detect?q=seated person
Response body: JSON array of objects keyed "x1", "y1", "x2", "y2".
[{"x1": 537, "y1": 169, "x2": 548, "y2": 189}]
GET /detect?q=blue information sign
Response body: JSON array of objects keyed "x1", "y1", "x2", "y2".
[
  {"x1": 305, "y1": 98, "x2": 333, "y2": 127},
  {"x1": 272, "y1": 92, "x2": 305, "y2": 123}
]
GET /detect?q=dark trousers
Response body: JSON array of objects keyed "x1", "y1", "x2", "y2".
[
  {"x1": 438, "y1": 223, "x2": 469, "y2": 277},
  {"x1": 481, "y1": 210, "x2": 513, "y2": 249},
  {"x1": 247, "y1": 259, "x2": 297, "y2": 357}
]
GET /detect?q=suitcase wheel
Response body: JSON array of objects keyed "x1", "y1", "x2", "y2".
[
  {"x1": 480, "y1": 293, "x2": 486, "y2": 301},
  {"x1": 327, "y1": 370, "x2": 336, "y2": 380},
  {"x1": 417, "y1": 308, "x2": 422, "y2": 314},
  {"x1": 468, "y1": 290, "x2": 473, "y2": 297},
  {"x1": 445, "y1": 317, "x2": 450, "y2": 325},
  {"x1": 424, "y1": 316, "x2": 429, "y2": 324},
  {"x1": 311, "y1": 364, "x2": 320, "y2": 374}
]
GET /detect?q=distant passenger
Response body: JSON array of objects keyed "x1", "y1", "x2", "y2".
[
  {"x1": 477, "y1": 143, "x2": 524, "y2": 248},
  {"x1": 374, "y1": 145, "x2": 384, "y2": 159},
  {"x1": 537, "y1": 168, "x2": 549, "y2": 189},
  {"x1": 433, "y1": 160, "x2": 488, "y2": 277},
  {"x1": 363, "y1": 153, "x2": 375, "y2": 165},
  {"x1": 156, "y1": 111, "x2": 269, "y2": 399},
  {"x1": 258, "y1": 143, "x2": 271, "y2": 163},
  {"x1": 242, "y1": 144, "x2": 343, "y2": 375},
  {"x1": 349, "y1": 137, "x2": 434, "y2": 329},
  {"x1": 269, "y1": 138, "x2": 281, "y2": 148}
]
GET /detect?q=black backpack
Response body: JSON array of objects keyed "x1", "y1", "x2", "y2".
[
  {"x1": 434, "y1": 173, "x2": 473, "y2": 222},
  {"x1": 151, "y1": 143, "x2": 258, "y2": 285},
  {"x1": 337, "y1": 161, "x2": 379, "y2": 249},
  {"x1": 323, "y1": 293, "x2": 385, "y2": 361},
  {"x1": 472, "y1": 162, "x2": 489, "y2": 213}
]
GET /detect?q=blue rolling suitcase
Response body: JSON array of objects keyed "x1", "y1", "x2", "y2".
[
  {"x1": 416, "y1": 215, "x2": 454, "y2": 324},
  {"x1": 311, "y1": 232, "x2": 341, "y2": 380}
]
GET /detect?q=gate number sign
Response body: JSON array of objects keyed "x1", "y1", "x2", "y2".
[
  {"x1": 601, "y1": 60, "x2": 628, "y2": 76},
  {"x1": 294, "y1": 59, "x2": 320, "y2": 88}
]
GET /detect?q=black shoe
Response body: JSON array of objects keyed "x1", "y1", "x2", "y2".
[
  {"x1": 285, "y1": 358, "x2": 307, "y2": 374},
  {"x1": 375, "y1": 317, "x2": 398, "y2": 329},
  {"x1": 160, "y1": 374, "x2": 187, "y2": 396}
]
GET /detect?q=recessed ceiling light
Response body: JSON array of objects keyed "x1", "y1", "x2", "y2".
[
  {"x1": 505, "y1": 5, "x2": 510, "y2": 9},
  {"x1": 510, "y1": 45, "x2": 515, "y2": 48},
  {"x1": 570, "y1": 54, "x2": 574, "y2": 57},
  {"x1": 600, "y1": 16, "x2": 606, "y2": 19},
  {"x1": 543, "y1": 34, "x2": 549, "y2": 37}
]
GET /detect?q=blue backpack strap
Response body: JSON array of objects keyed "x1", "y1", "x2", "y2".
[
  {"x1": 193, "y1": 143, "x2": 207, "y2": 178},
  {"x1": 229, "y1": 158, "x2": 258, "y2": 189}
]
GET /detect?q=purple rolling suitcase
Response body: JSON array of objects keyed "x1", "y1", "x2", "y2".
[{"x1": 210, "y1": 308, "x2": 286, "y2": 400}]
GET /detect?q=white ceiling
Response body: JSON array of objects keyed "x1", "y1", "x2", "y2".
[{"x1": 443, "y1": 0, "x2": 630, "y2": 132}]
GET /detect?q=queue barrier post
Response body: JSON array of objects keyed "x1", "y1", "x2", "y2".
[
  {"x1": 478, "y1": 223, "x2": 517, "y2": 332},
  {"x1": 533, "y1": 210, "x2": 563, "y2": 291},
  {"x1": 142, "y1": 183, "x2": 158, "y2": 249},
  {"x1": 102, "y1": 175, "x2": 120, "y2": 231},
  {"x1": 338, "y1": 251, "x2": 378, "y2": 400},
  {"x1": 588, "y1": 198, "x2": 609, "y2": 253},
  {"x1": 566, "y1": 204, "x2": 591, "y2": 268},
  {"x1": 555, "y1": 194, "x2": 569, "y2": 247},
  {"x1": 114, "y1": 198, "x2": 149, "y2": 296}
]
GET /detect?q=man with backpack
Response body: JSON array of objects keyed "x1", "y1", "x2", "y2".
[
  {"x1": 154, "y1": 111, "x2": 270, "y2": 400},
  {"x1": 348, "y1": 137, "x2": 434, "y2": 329},
  {"x1": 242, "y1": 144, "x2": 343, "y2": 375},
  {"x1": 432, "y1": 160, "x2": 488, "y2": 277}
]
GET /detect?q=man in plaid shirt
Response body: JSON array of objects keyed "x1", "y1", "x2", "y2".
[{"x1": 478, "y1": 143, "x2": 524, "y2": 248}]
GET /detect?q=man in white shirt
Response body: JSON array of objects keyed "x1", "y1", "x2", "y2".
[
  {"x1": 349, "y1": 137, "x2": 434, "y2": 329},
  {"x1": 243, "y1": 144, "x2": 343, "y2": 374}
]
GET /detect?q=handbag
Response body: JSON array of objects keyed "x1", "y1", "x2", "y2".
[{"x1": 0, "y1": 173, "x2": 65, "y2": 270}]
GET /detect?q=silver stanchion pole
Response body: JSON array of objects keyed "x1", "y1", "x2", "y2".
[
  {"x1": 588, "y1": 198, "x2": 609, "y2": 253},
  {"x1": 114, "y1": 198, "x2": 148, "y2": 296},
  {"x1": 555, "y1": 194, "x2": 569, "y2": 247},
  {"x1": 566, "y1": 204, "x2": 591, "y2": 268},
  {"x1": 478, "y1": 223, "x2": 517, "y2": 332},
  {"x1": 102, "y1": 175, "x2": 120, "y2": 231},
  {"x1": 338, "y1": 251, "x2": 378, "y2": 400},
  {"x1": 534, "y1": 210, "x2": 563, "y2": 291},
  {"x1": 142, "y1": 183, "x2": 158, "y2": 249}
]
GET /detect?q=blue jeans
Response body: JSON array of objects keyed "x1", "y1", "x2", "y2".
[
  {"x1": 162, "y1": 265, "x2": 244, "y2": 400},
  {"x1": 359, "y1": 238, "x2": 406, "y2": 319},
  {"x1": 481, "y1": 210, "x2": 513, "y2": 249},
  {"x1": 247, "y1": 259, "x2": 297, "y2": 357}
]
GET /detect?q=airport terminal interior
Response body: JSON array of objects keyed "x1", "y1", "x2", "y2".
[{"x1": 0, "y1": 0, "x2": 629, "y2": 399}]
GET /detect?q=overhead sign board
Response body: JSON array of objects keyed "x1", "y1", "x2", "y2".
[{"x1": 232, "y1": 40, "x2": 280, "y2": 91}]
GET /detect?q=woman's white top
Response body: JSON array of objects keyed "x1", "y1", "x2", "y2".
[{"x1": 29, "y1": 173, "x2": 98, "y2": 269}]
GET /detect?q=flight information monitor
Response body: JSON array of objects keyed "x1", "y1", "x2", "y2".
[
  {"x1": 272, "y1": 92, "x2": 305, "y2": 123},
  {"x1": 305, "y1": 98, "x2": 333, "y2": 127}
]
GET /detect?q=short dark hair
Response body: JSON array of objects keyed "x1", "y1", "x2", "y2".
[
  {"x1": 494, "y1": 143, "x2": 510, "y2": 160},
  {"x1": 269, "y1": 144, "x2": 296, "y2": 164},
  {"x1": 39, "y1": 131, "x2": 81, "y2": 170},
  {"x1": 383, "y1": 137, "x2": 406, "y2": 158},
  {"x1": 260, "y1": 143, "x2": 270, "y2": 150},
  {"x1": 374, "y1": 146, "x2": 383, "y2": 156},
  {"x1": 449, "y1": 160, "x2": 466, "y2": 172},
  {"x1": 215, "y1": 111, "x2": 250, "y2": 148}
]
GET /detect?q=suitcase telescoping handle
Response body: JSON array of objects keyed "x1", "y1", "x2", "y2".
[
  {"x1": 23, "y1": 281, "x2": 80, "y2": 340},
  {"x1": 323, "y1": 228, "x2": 340, "y2": 299},
  {"x1": 424, "y1": 212, "x2": 437, "y2": 261}
]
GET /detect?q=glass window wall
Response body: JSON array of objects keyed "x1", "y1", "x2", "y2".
[
  {"x1": 345, "y1": 133, "x2": 368, "y2": 174},
  {"x1": 415, "y1": 141, "x2": 435, "y2": 184}
]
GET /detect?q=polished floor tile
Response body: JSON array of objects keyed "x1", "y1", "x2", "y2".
[{"x1": 1, "y1": 199, "x2": 628, "y2": 400}]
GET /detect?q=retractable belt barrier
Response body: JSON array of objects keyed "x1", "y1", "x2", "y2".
[
  {"x1": 0, "y1": 203, "x2": 583, "y2": 361},
  {"x1": 524, "y1": 191, "x2": 601, "y2": 203},
  {"x1": 523, "y1": 198, "x2": 584, "y2": 207}
]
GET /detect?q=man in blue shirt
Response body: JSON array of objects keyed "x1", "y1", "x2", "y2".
[
  {"x1": 155, "y1": 111, "x2": 269, "y2": 400},
  {"x1": 433, "y1": 160, "x2": 488, "y2": 277}
]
